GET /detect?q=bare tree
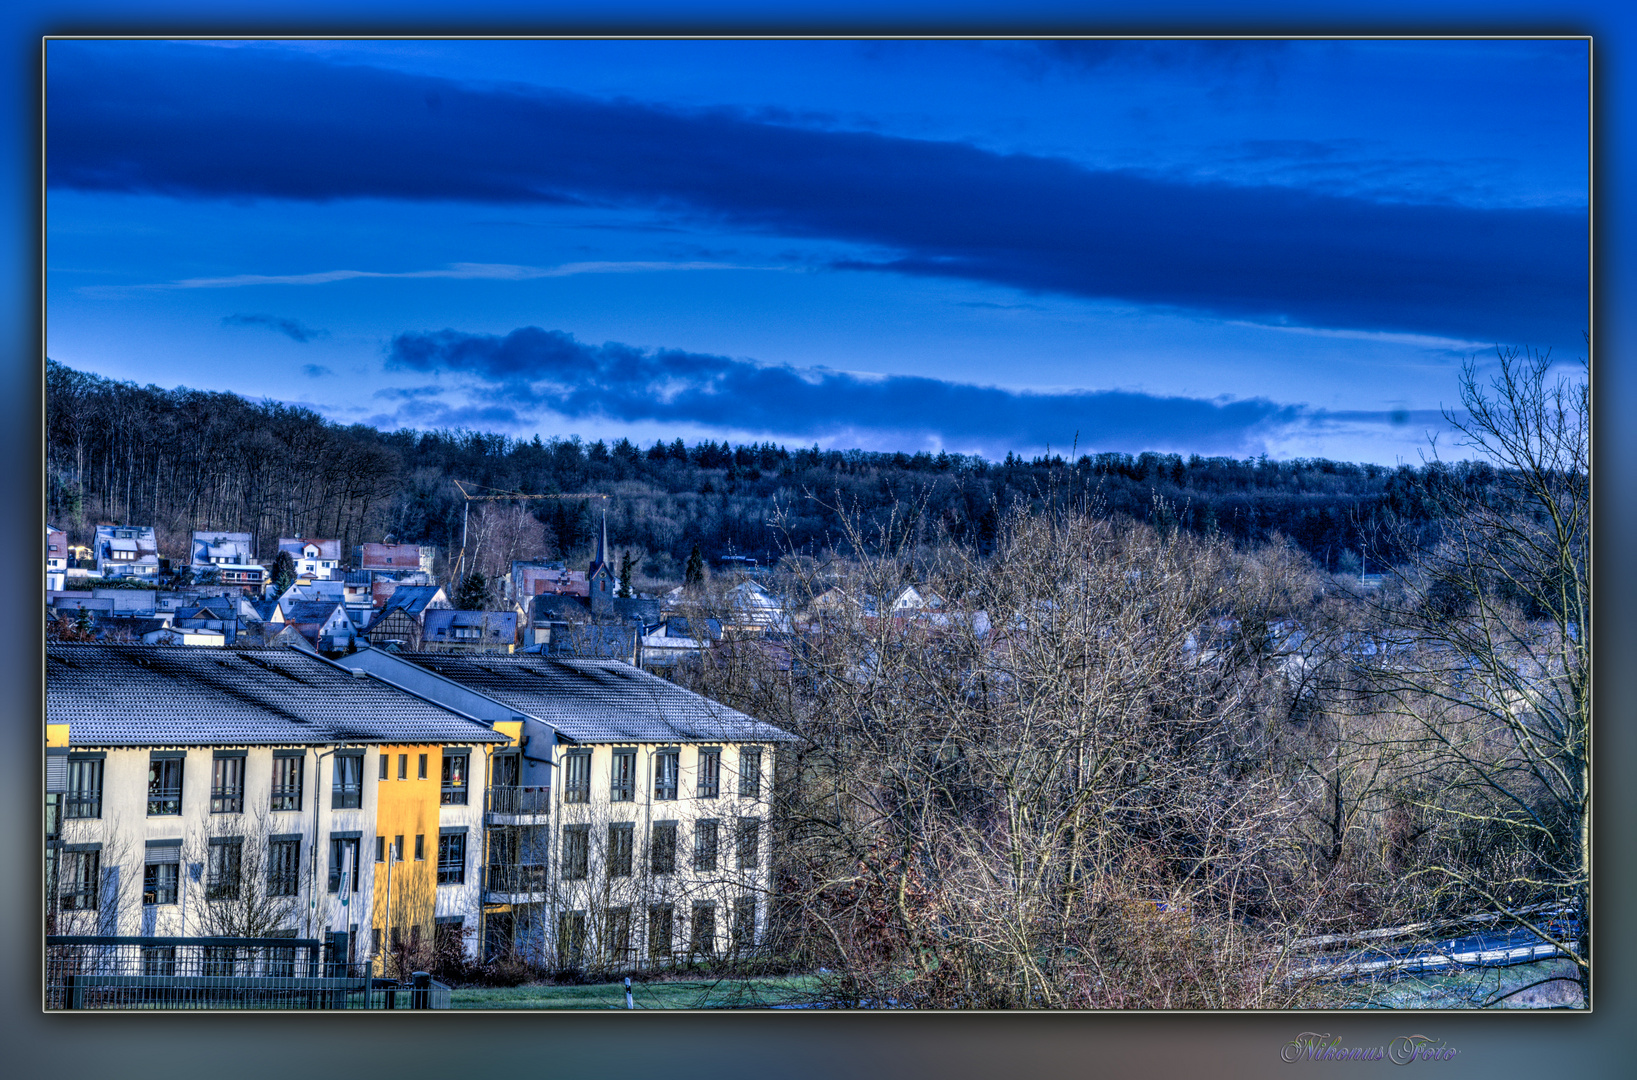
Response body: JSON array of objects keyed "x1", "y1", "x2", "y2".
[
  {"x1": 1358, "y1": 347, "x2": 1588, "y2": 985},
  {"x1": 184, "y1": 810, "x2": 310, "y2": 938}
]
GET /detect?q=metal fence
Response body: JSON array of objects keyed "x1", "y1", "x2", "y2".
[
  {"x1": 486, "y1": 785, "x2": 552, "y2": 815},
  {"x1": 46, "y1": 936, "x2": 450, "y2": 1010}
]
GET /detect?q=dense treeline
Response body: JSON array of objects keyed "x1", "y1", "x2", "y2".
[{"x1": 47, "y1": 358, "x2": 1494, "y2": 577}]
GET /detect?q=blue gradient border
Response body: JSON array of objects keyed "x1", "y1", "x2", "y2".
[{"x1": 8, "y1": 5, "x2": 1627, "y2": 1080}]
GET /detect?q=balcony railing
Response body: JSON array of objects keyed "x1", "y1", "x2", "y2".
[
  {"x1": 485, "y1": 863, "x2": 550, "y2": 894},
  {"x1": 485, "y1": 786, "x2": 552, "y2": 816}
]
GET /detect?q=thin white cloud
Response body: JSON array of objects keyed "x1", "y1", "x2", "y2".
[
  {"x1": 1224, "y1": 320, "x2": 1489, "y2": 352},
  {"x1": 141, "y1": 260, "x2": 783, "y2": 290}
]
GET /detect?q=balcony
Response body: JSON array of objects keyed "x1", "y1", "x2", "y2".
[
  {"x1": 483, "y1": 863, "x2": 550, "y2": 905},
  {"x1": 485, "y1": 785, "x2": 551, "y2": 825}
]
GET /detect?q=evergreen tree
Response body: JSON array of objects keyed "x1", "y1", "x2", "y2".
[
  {"x1": 618, "y1": 550, "x2": 633, "y2": 598},
  {"x1": 454, "y1": 568, "x2": 491, "y2": 610},
  {"x1": 685, "y1": 544, "x2": 705, "y2": 588},
  {"x1": 271, "y1": 550, "x2": 297, "y2": 595}
]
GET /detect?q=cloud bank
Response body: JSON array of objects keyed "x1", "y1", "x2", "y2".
[
  {"x1": 221, "y1": 312, "x2": 327, "y2": 342},
  {"x1": 387, "y1": 325, "x2": 1401, "y2": 456},
  {"x1": 49, "y1": 43, "x2": 1585, "y2": 346}
]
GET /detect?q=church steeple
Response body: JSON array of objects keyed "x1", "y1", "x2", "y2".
[{"x1": 588, "y1": 510, "x2": 614, "y2": 617}]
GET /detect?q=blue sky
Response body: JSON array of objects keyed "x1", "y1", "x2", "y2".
[{"x1": 45, "y1": 37, "x2": 1588, "y2": 464}]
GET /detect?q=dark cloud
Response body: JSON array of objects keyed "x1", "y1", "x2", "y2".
[
  {"x1": 300, "y1": 364, "x2": 332, "y2": 378},
  {"x1": 388, "y1": 325, "x2": 1305, "y2": 455},
  {"x1": 222, "y1": 312, "x2": 327, "y2": 342},
  {"x1": 373, "y1": 385, "x2": 446, "y2": 400},
  {"x1": 50, "y1": 44, "x2": 1585, "y2": 345}
]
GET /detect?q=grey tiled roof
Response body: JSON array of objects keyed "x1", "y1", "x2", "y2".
[
  {"x1": 401, "y1": 653, "x2": 797, "y2": 745},
  {"x1": 47, "y1": 643, "x2": 508, "y2": 748}
]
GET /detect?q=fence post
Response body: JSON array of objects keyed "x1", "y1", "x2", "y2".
[
  {"x1": 412, "y1": 971, "x2": 431, "y2": 1010},
  {"x1": 65, "y1": 973, "x2": 81, "y2": 1011},
  {"x1": 625, "y1": 976, "x2": 634, "y2": 1010}
]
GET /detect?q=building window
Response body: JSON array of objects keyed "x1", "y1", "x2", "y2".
[
  {"x1": 732, "y1": 898, "x2": 757, "y2": 955},
  {"x1": 143, "y1": 856, "x2": 180, "y2": 906},
  {"x1": 557, "y1": 911, "x2": 586, "y2": 969},
  {"x1": 608, "y1": 823, "x2": 634, "y2": 878},
  {"x1": 270, "y1": 755, "x2": 303, "y2": 812},
  {"x1": 736, "y1": 819, "x2": 761, "y2": 871},
  {"x1": 203, "y1": 945, "x2": 238, "y2": 977},
  {"x1": 610, "y1": 749, "x2": 636, "y2": 802},
  {"x1": 268, "y1": 838, "x2": 300, "y2": 897},
  {"x1": 211, "y1": 754, "x2": 245, "y2": 814},
  {"x1": 65, "y1": 758, "x2": 102, "y2": 819},
  {"x1": 379, "y1": 754, "x2": 390, "y2": 781},
  {"x1": 398, "y1": 754, "x2": 408, "y2": 780},
  {"x1": 697, "y1": 748, "x2": 721, "y2": 799},
  {"x1": 328, "y1": 837, "x2": 360, "y2": 893},
  {"x1": 393, "y1": 835, "x2": 404, "y2": 862},
  {"x1": 371, "y1": 927, "x2": 382, "y2": 957},
  {"x1": 418, "y1": 754, "x2": 427, "y2": 780},
  {"x1": 437, "y1": 831, "x2": 466, "y2": 885},
  {"x1": 563, "y1": 751, "x2": 591, "y2": 803},
  {"x1": 654, "y1": 749, "x2": 679, "y2": 801},
  {"x1": 332, "y1": 753, "x2": 363, "y2": 809},
  {"x1": 605, "y1": 908, "x2": 632, "y2": 964},
  {"x1": 414, "y1": 834, "x2": 425, "y2": 861},
  {"x1": 141, "y1": 945, "x2": 177, "y2": 976},
  {"x1": 738, "y1": 748, "x2": 762, "y2": 798},
  {"x1": 690, "y1": 902, "x2": 717, "y2": 959},
  {"x1": 562, "y1": 825, "x2": 590, "y2": 881},
  {"x1": 376, "y1": 836, "x2": 386, "y2": 863},
  {"x1": 650, "y1": 822, "x2": 677, "y2": 875},
  {"x1": 441, "y1": 753, "x2": 469, "y2": 805},
  {"x1": 59, "y1": 848, "x2": 100, "y2": 911},
  {"x1": 648, "y1": 905, "x2": 673, "y2": 960},
  {"x1": 693, "y1": 820, "x2": 719, "y2": 873},
  {"x1": 207, "y1": 837, "x2": 243, "y2": 901},
  {"x1": 147, "y1": 756, "x2": 183, "y2": 816}
]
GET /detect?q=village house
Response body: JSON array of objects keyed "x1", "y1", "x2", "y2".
[
  {"x1": 365, "y1": 585, "x2": 451, "y2": 651},
  {"x1": 48, "y1": 526, "x2": 68, "y2": 592},
  {"x1": 46, "y1": 644, "x2": 509, "y2": 972},
  {"x1": 190, "y1": 531, "x2": 266, "y2": 589},
  {"x1": 94, "y1": 525, "x2": 160, "y2": 581},
  {"x1": 276, "y1": 537, "x2": 343, "y2": 581},
  {"x1": 355, "y1": 543, "x2": 437, "y2": 580},
  {"x1": 419, "y1": 609, "x2": 519, "y2": 654}
]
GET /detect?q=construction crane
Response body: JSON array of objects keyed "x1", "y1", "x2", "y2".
[{"x1": 450, "y1": 480, "x2": 610, "y2": 588}]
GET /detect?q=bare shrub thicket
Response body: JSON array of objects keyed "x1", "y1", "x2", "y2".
[{"x1": 675, "y1": 505, "x2": 1340, "y2": 1007}]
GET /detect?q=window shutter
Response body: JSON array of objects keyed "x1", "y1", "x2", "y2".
[{"x1": 46, "y1": 756, "x2": 68, "y2": 794}]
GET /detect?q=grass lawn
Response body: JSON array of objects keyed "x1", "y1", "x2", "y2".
[{"x1": 450, "y1": 973, "x2": 821, "y2": 1010}]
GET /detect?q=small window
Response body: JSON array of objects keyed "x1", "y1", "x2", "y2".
[
  {"x1": 654, "y1": 750, "x2": 679, "y2": 801},
  {"x1": 693, "y1": 820, "x2": 719, "y2": 872},
  {"x1": 418, "y1": 754, "x2": 428, "y2": 779},
  {"x1": 437, "y1": 832, "x2": 466, "y2": 885},
  {"x1": 398, "y1": 754, "x2": 408, "y2": 780},
  {"x1": 328, "y1": 837, "x2": 360, "y2": 893},
  {"x1": 608, "y1": 823, "x2": 634, "y2": 878},
  {"x1": 211, "y1": 756, "x2": 245, "y2": 814},
  {"x1": 441, "y1": 753, "x2": 469, "y2": 806},
  {"x1": 332, "y1": 753, "x2": 363, "y2": 809},
  {"x1": 732, "y1": 898, "x2": 757, "y2": 955},
  {"x1": 143, "y1": 860, "x2": 179, "y2": 906},
  {"x1": 207, "y1": 837, "x2": 243, "y2": 901},
  {"x1": 690, "y1": 902, "x2": 717, "y2": 959},
  {"x1": 379, "y1": 754, "x2": 390, "y2": 781},
  {"x1": 147, "y1": 756, "x2": 183, "y2": 816},
  {"x1": 648, "y1": 904, "x2": 673, "y2": 960},
  {"x1": 65, "y1": 759, "x2": 103, "y2": 820},
  {"x1": 376, "y1": 836, "x2": 386, "y2": 863},
  {"x1": 59, "y1": 848, "x2": 101, "y2": 911},
  {"x1": 371, "y1": 927, "x2": 382, "y2": 956},
  {"x1": 414, "y1": 834, "x2": 425, "y2": 861},
  {"x1": 557, "y1": 911, "x2": 586, "y2": 969},
  {"x1": 736, "y1": 819, "x2": 761, "y2": 871},
  {"x1": 738, "y1": 748, "x2": 762, "y2": 798},
  {"x1": 605, "y1": 908, "x2": 632, "y2": 963},
  {"x1": 270, "y1": 755, "x2": 303, "y2": 812},
  {"x1": 697, "y1": 748, "x2": 720, "y2": 799},
  {"x1": 563, "y1": 752, "x2": 591, "y2": 803},
  {"x1": 650, "y1": 822, "x2": 677, "y2": 875},
  {"x1": 267, "y1": 839, "x2": 300, "y2": 897},
  {"x1": 610, "y1": 750, "x2": 636, "y2": 802},
  {"x1": 393, "y1": 835, "x2": 404, "y2": 862},
  {"x1": 562, "y1": 825, "x2": 590, "y2": 880}
]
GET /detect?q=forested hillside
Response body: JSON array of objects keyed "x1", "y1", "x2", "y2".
[{"x1": 46, "y1": 358, "x2": 1491, "y2": 580}]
